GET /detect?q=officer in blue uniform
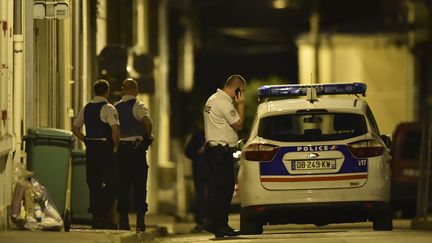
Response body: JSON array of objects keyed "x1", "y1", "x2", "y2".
[
  {"x1": 72, "y1": 79, "x2": 120, "y2": 229},
  {"x1": 184, "y1": 128, "x2": 208, "y2": 233},
  {"x1": 114, "y1": 78, "x2": 153, "y2": 232},
  {"x1": 202, "y1": 74, "x2": 246, "y2": 237}
]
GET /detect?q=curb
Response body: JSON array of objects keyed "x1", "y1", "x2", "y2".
[
  {"x1": 103, "y1": 225, "x2": 168, "y2": 243},
  {"x1": 116, "y1": 231, "x2": 140, "y2": 243},
  {"x1": 136, "y1": 226, "x2": 168, "y2": 242}
]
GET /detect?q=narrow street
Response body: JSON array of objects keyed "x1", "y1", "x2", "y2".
[
  {"x1": 1, "y1": 213, "x2": 432, "y2": 243},
  {"x1": 1, "y1": 1, "x2": 432, "y2": 242},
  {"x1": 155, "y1": 215, "x2": 432, "y2": 243}
]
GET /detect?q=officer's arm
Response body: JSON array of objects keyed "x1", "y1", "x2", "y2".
[
  {"x1": 72, "y1": 125, "x2": 86, "y2": 142},
  {"x1": 111, "y1": 124, "x2": 120, "y2": 153},
  {"x1": 230, "y1": 100, "x2": 245, "y2": 131},
  {"x1": 72, "y1": 108, "x2": 86, "y2": 142},
  {"x1": 141, "y1": 116, "x2": 153, "y2": 138}
]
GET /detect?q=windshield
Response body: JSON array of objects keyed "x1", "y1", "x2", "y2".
[{"x1": 258, "y1": 112, "x2": 367, "y2": 142}]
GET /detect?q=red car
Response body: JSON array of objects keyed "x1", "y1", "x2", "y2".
[{"x1": 390, "y1": 122, "x2": 421, "y2": 218}]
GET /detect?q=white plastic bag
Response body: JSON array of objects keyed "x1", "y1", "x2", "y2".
[{"x1": 11, "y1": 176, "x2": 64, "y2": 231}]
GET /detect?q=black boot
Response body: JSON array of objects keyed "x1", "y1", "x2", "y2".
[
  {"x1": 91, "y1": 213, "x2": 101, "y2": 229},
  {"x1": 93, "y1": 212, "x2": 118, "y2": 230},
  {"x1": 100, "y1": 216, "x2": 119, "y2": 230},
  {"x1": 136, "y1": 213, "x2": 146, "y2": 232},
  {"x1": 119, "y1": 214, "x2": 130, "y2": 230}
]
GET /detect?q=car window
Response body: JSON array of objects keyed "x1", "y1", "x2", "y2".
[
  {"x1": 258, "y1": 112, "x2": 367, "y2": 142},
  {"x1": 249, "y1": 113, "x2": 258, "y2": 139},
  {"x1": 365, "y1": 105, "x2": 380, "y2": 136}
]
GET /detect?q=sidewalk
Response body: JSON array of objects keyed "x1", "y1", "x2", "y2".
[{"x1": 0, "y1": 214, "x2": 170, "y2": 243}]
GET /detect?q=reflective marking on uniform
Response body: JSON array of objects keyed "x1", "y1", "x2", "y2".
[{"x1": 260, "y1": 173, "x2": 367, "y2": 182}]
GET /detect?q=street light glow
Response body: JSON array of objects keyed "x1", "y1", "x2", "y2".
[{"x1": 272, "y1": 0, "x2": 287, "y2": 9}]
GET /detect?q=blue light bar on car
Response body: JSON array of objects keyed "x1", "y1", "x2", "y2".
[{"x1": 257, "y1": 82, "x2": 367, "y2": 99}]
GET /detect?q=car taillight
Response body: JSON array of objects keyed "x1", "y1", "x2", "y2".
[
  {"x1": 348, "y1": 139, "x2": 384, "y2": 158},
  {"x1": 244, "y1": 143, "x2": 279, "y2": 161}
]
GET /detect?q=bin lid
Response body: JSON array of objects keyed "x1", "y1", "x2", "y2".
[
  {"x1": 71, "y1": 149, "x2": 86, "y2": 157},
  {"x1": 26, "y1": 127, "x2": 74, "y2": 141}
]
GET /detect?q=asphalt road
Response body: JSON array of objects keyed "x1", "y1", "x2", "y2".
[
  {"x1": 1, "y1": 214, "x2": 431, "y2": 243},
  {"x1": 155, "y1": 215, "x2": 432, "y2": 243}
]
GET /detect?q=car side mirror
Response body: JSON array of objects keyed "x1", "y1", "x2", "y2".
[{"x1": 380, "y1": 135, "x2": 392, "y2": 148}]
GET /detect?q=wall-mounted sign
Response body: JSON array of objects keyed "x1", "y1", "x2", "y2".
[{"x1": 33, "y1": 1, "x2": 69, "y2": 20}]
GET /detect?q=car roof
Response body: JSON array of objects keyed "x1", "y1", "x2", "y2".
[{"x1": 257, "y1": 96, "x2": 367, "y2": 116}]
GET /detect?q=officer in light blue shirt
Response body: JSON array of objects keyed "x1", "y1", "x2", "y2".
[
  {"x1": 202, "y1": 74, "x2": 246, "y2": 237},
  {"x1": 72, "y1": 79, "x2": 120, "y2": 229}
]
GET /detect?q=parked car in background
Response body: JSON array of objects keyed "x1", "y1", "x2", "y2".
[
  {"x1": 238, "y1": 83, "x2": 393, "y2": 235},
  {"x1": 390, "y1": 122, "x2": 421, "y2": 218}
]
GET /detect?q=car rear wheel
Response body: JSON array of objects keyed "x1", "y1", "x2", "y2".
[
  {"x1": 373, "y1": 211, "x2": 393, "y2": 231},
  {"x1": 240, "y1": 213, "x2": 263, "y2": 235}
]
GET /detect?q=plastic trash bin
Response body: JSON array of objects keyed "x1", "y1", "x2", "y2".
[
  {"x1": 24, "y1": 127, "x2": 75, "y2": 223},
  {"x1": 70, "y1": 149, "x2": 93, "y2": 224}
]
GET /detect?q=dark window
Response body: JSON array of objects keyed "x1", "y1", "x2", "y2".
[
  {"x1": 258, "y1": 113, "x2": 367, "y2": 142},
  {"x1": 400, "y1": 130, "x2": 421, "y2": 161}
]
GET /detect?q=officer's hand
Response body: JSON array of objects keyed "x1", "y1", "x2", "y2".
[
  {"x1": 235, "y1": 90, "x2": 245, "y2": 104},
  {"x1": 113, "y1": 146, "x2": 119, "y2": 154}
]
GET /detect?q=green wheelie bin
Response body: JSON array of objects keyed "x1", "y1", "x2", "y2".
[
  {"x1": 24, "y1": 127, "x2": 75, "y2": 230},
  {"x1": 70, "y1": 149, "x2": 93, "y2": 224}
]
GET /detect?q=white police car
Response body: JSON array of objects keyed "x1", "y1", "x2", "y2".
[{"x1": 238, "y1": 83, "x2": 392, "y2": 234}]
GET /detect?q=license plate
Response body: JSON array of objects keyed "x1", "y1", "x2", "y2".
[{"x1": 292, "y1": 160, "x2": 336, "y2": 170}]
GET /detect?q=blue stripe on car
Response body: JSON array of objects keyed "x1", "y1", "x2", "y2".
[{"x1": 259, "y1": 145, "x2": 368, "y2": 176}]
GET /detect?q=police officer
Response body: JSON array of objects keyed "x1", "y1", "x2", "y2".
[
  {"x1": 202, "y1": 74, "x2": 246, "y2": 237},
  {"x1": 184, "y1": 127, "x2": 208, "y2": 233},
  {"x1": 114, "y1": 78, "x2": 153, "y2": 232},
  {"x1": 72, "y1": 79, "x2": 120, "y2": 229}
]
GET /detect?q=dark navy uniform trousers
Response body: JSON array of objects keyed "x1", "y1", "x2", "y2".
[
  {"x1": 85, "y1": 140, "x2": 118, "y2": 217},
  {"x1": 116, "y1": 140, "x2": 149, "y2": 215},
  {"x1": 204, "y1": 144, "x2": 235, "y2": 227}
]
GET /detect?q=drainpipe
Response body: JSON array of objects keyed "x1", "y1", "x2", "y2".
[
  {"x1": 82, "y1": 0, "x2": 89, "y2": 103},
  {"x1": 13, "y1": 0, "x2": 24, "y2": 163},
  {"x1": 48, "y1": 19, "x2": 58, "y2": 127},
  {"x1": 24, "y1": 0, "x2": 34, "y2": 130},
  {"x1": 73, "y1": 0, "x2": 81, "y2": 128},
  {"x1": 73, "y1": 0, "x2": 80, "y2": 110}
]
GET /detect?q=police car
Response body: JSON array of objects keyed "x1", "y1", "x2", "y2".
[{"x1": 238, "y1": 83, "x2": 392, "y2": 234}]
